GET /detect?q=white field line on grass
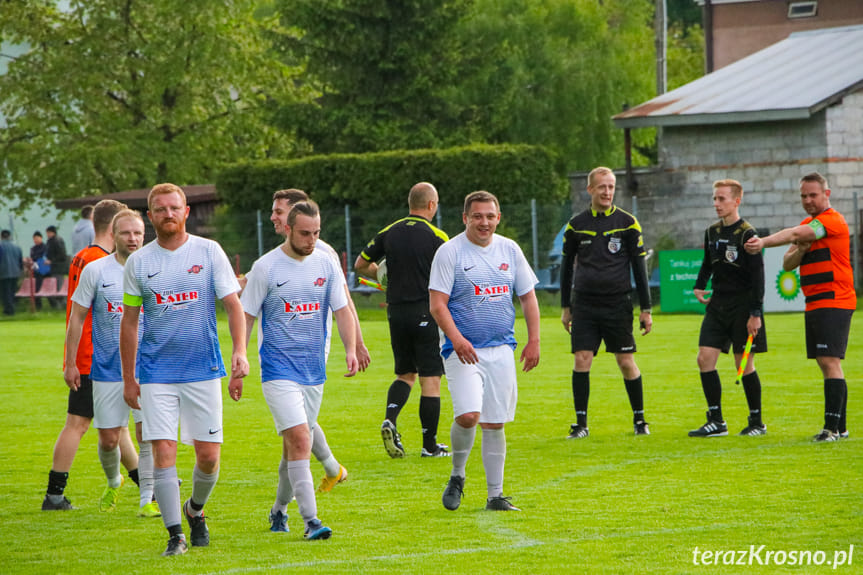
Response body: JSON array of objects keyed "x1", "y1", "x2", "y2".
[{"x1": 197, "y1": 523, "x2": 738, "y2": 575}]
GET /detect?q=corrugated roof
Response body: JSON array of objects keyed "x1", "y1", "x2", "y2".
[
  {"x1": 54, "y1": 185, "x2": 216, "y2": 210},
  {"x1": 613, "y1": 25, "x2": 863, "y2": 128}
]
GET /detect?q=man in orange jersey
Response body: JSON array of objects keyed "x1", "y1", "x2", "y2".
[
  {"x1": 42, "y1": 199, "x2": 140, "y2": 510},
  {"x1": 745, "y1": 172, "x2": 856, "y2": 442}
]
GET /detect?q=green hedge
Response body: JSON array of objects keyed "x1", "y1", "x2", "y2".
[{"x1": 215, "y1": 144, "x2": 569, "y2": 272}]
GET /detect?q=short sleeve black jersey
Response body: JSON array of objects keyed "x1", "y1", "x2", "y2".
[
  {"x1": 560, "y1": 205, "x2": 651, "y2": 309},
  {"x1": 693, "y1": 218, "x2": 764, "y2": 316},
  {"x1": 359, "y1": 215, "x2": 449, "y2": 305}
]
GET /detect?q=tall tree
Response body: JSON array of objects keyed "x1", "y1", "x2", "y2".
[
  {"x1": 272, "y1": 0, "x2": 472, "y2": 154},
  {"x1": 451, "y1": 0, "x2": 656, "y2": 170},
  {"x1": 0, "y1": 0, "x2": 306, "y2": 208}
]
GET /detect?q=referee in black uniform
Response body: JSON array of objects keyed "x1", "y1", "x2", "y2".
[
  {"x1": 690, "y1": 179, "x2": 766, "y2": 437},
  {"x1": 560, "y1": 167, "x2": 653, "y2": 439},
  {"x1": 355, "y1": 182, "x2": 451, "y2": 458}
]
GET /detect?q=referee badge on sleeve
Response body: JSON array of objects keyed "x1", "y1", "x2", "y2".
[
  {"x1": 725, "y1": 245, "x2": 738, "y2": 262},
  {"x1": 608, "y1": 237, "x2": 622, "y2": 254}
]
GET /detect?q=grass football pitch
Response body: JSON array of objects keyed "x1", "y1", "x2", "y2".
[{"x1": 1, "y1": 303, "x2": 860, "y2": 574}]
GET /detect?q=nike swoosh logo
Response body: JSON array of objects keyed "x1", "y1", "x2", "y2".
[
  {"x1": 102, "y1": 283, "x2": 115, "y2": 288},
  {"x1": 463, "y1": 265, "x2": 475, "y2": 271},
  {"x1": 148, "y1": 271, "x2": 161, "y2": 278},
  {"x1": 208, "y1": 428, "x2": 221, "y2": 435},
  {"x1": 276, "y1": 280, "x2": 288, "y2": 287}
]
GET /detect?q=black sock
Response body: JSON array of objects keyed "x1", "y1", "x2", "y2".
[
  {"x1": 824, "y1": 378, "x2": 845, "y2": 433},
  {"x1": 741, "y1": 371, "x2": 762, "y2": 423},
  {"x1": 167, "y1": 524, "x2": 184, "y2": 538},
  {"x1": 385, "y1": 379, "x2": 412, "y2": 424},
  {"x1": 572, "y1": 371, "x2": 589, "y2": 427},
  {"x1": 419, "y1": 395, "x2": 441, "y2": 451},
  {"x1": 839, "y1": 383, "x2": 848, "y2": 434},
  {"x1": 624, "y1": 376, "x2": 645, "y2": 422},
  {"x1": 188, "y1": 497, "x2": 204, "y2": 512},
  {"x1": 700, "y1": 370, "x2": 723, "y2": 422},
  {"x1": 47, "y1": 470, "x2": 69, "y2": 496},
  {"x1": 128, "y1": 468, "x2": 140, "y2": 487}
]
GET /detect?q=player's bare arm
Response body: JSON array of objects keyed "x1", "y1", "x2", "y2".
[
  {"x1": 120, "y1": 304, "x2": 142, "y2": 410},
  {"x1": 63, "y1": 302, "x2": 89, "y2": 391},
  {"x1": 430, "y1": 289, "x2": 477, "y2": 365},
  {"x1": 518, "y1": 290, "x2": 541, "y2": 372},
  {"x1": 343, "y1": 284, "x2": 370, "y2": 371},
  {"x1": 353, "y1": 255, "x2": 379, "y2": 280},
  {"x1": 229, "y1": 312, "x2": 257, "y2": 402},
  {"x1": 693, "y1": 288, "x2": 712, "y2": 304},
  {"x1": 223, "y1": 292, "x2": 249, "y2": 383},
  {"x1": 334, "y1": 305, "x2": 359, "y2": 377}
]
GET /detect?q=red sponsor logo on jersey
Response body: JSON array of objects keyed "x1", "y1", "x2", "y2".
[
  {"x1": 155, "y1": 291, "x2": 199, "y2": 304},
  {"x1": 284, "y1": 301, "x2": 321, "y2": 313},
  {"x1": 314, "y1": 277, "x2": 326, "y2": 287},
  {"x1": 187, "y1": 264, "x2": 204, "y2": 274},
  {"x1": 474, "y1": 284, "x2": 509, "y2": 296},
  {"x1": 499, "y1": 263, "x2": 509, "y2": 271},
  {"x1": 106, "y1": 301, "x2": 124, "y2": 314}
]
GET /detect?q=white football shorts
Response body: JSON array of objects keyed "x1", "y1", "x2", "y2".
[
  {"x1": 262, "y1": 379, "x2": 324, "y2": 434},
  {"x1": 92, "y1": 380, "x2": 142, "y2": 429},
  {"x1": 140, "y1": 378, "x2": 223, "y2": 445},
  {"x1": 444, "y1": 344, "x2": 518, "y2": 424}
]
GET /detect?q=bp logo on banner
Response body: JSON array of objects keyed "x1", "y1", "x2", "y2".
[{"x1": 763, "y1": 247, "x2": 804, "y2": 312}]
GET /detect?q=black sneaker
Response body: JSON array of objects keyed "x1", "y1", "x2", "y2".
[
  {"x1": 381, "y1": 419, "x2": 405, "y2": 458},
  {"x1": 184, "y1": 502, "x2": 210, "y2": 547},
  {"x1": 813, "y1": 429, "x2": 838, "y2": 442},
  {"x1": 567, "y1": 424, "x2": 589, "y2": 439},
  {"x1": 634, "y1": 421, "x2": 650, "y2": 436},
  {"x1": 442, "y1": 475, "x2": 464, "y2": 511},
  {"x1": 485, "y1": 496, "x2": 521, "y2": 511},
  {"x1": 738, "y1": 417, "x2": 766, "y2": 436},
  {"x1": 161, "y1": 535, "x2": 188, "y2": 557},
  {"x1": 688, "y1": 412, "x2": 728, "y2": 437},
  {"x1": 839, "y1": 430, "x2": 850, "y2": 439},
  {"x1": 41, "y1": 495, "x2": 76, "y2": 511},
  {"x1": 421, "y1": 444, "x2": 451, "y2": 457}
]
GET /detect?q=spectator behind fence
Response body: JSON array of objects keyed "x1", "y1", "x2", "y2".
[
  {"x1": 45, "y1": 225, "x2": 69, "y2": 309},
  {"x1": 71, "y1": 205, "x2": 96, "y2": 255},
  {"x1": 1, "y1": 230, "x2": 23, "y2": 316}
]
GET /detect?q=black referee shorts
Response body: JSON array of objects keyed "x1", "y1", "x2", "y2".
[
  {"x1": 570, "y1": 294, "x2": 636, "y2": 355},
  {"x1": 67, "y1": 374, "x2": 94, "y2": 419},
  {"x1": 699, "y1": 298, "x2": 767, "y2": 354},
  {"x1": 387, "y1": 302, "x2": 444, "y2": 377},
  {"x1": 805, "y1": 307, "x2": 853, "y2": 359}
]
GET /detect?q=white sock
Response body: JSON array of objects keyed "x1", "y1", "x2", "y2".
[
  {"x1": 481, "y1": 427, "x2": 506, "y2": 498},
  {"x1": 188, "y1": 465, "x2": 219, "y2": 516},
  {"x1": 287, "y1": 459, "x2": 316, "y2": 523},
  {"x1": 137, "y1": 441, "x2": 154, "y2": 506},
  {"x1": 274, "y1": 458, "x2": 292, "y2": 511},
  {"x1": 450, "y1": 421, "x2": 476, "y2": 478},
  {"x1": 98, "y1": 444, "x2": 123, "y2": 488}
]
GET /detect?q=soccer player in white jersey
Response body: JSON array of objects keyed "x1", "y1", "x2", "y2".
[
  {"x1": 120, "y1": 184, "x2": 249, "y2": 557},
  {"x1": 234, "y1": 200, "x2": 359, "y2": 539},
  {"x1": 64, "y1": 209, "x2": 159, "y2": 516},
  {"x1": 257, "y1": 188, "x2": 368, "y2": 493},
  {"x1": 429, "y1": 191, "x2": 541, "y2": 512}
]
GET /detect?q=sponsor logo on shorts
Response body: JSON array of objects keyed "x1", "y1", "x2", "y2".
[
  {"x1": 208, "y1": 428, "x2": 221, "y2": 435},
  {"x1": 620, "y1": 345, "x2": 634, "y2": 351}
]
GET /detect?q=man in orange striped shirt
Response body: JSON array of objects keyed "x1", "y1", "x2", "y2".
[{"x1": 745, "y1": 172, "x2": 855, "y2": 441}]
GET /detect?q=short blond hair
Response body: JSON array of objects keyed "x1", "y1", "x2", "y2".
[
  {"x1": 111, "y1": 209, "x2": 145, "y2": 235},
  {"x1": 713, "y1": 179, "x2": 743, "y2": 199},
  {"x1": 587, "y1": 166, "x2": 615, "y2": 188},
  {"x1": 147, "y1": 183, "x2": 186, "y2": 210}
]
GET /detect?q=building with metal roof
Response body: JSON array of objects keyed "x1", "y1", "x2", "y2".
[{"x1": 600, "y1": 25, "x2": 862, "y2": 268}]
